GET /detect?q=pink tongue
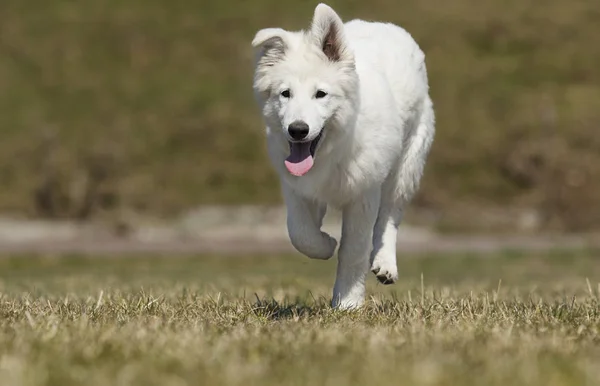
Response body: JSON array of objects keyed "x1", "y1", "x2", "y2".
[{"x1": 284, "y1": 142, "x2": 314, "y2": 176}]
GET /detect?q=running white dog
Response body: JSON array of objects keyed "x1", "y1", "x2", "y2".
[{"x1": 251, "y1": 3, "x2": 435, "y2": 309}]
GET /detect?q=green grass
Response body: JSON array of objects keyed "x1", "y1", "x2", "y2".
[
  {"x1": 0, "y1": 0, "x2": 599, "y2": 230},
  {"x1": 1, "y1": 250, "x2": 600, "y2": 385}
]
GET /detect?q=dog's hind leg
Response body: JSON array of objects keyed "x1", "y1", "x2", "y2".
[
  {"x1": 283, "y1": 184, "x2": 337, "y2": 260},
  {"x1": 370, "y1": 199, "x2": 402, "y2": 285},
  {"x1": 370, "y1": 96, "x2": 434, "y2": 285}
]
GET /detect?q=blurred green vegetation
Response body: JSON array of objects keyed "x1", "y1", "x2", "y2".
[{"x1": 0, "y1": 0, "x2": 598, "y2": 230}]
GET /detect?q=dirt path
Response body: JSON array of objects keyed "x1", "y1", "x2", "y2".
[
  {"x1": 0, "y1": 209, "x2": 597, "y2": 257},
  {"x1": 0, "y1": 231, "x2": 597, "y2": 257}
]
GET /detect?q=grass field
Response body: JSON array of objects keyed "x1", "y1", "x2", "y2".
[
  {"x1": 1, "y1": 250, "x2": 599, "y2": 386},
  {"x1": 1, "y1": 0, "x2": 599, "y2": 230}
]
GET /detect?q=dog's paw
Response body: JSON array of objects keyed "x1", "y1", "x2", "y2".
[
  {"x1": 291, "y1": 232, "x2": 337, "y2": 260},
  {"x1": 331, "y1": 282, "x2": 365, "y2": 310},
  {"x1": 307, "y1": 232, "x2": 337, "y2": 260},
  {"x1": 331, "y1": 296, "x2": 364, "y2": 310},
  {"x1": 371, "y1": 255, "x2": 398, "y2": 285}
]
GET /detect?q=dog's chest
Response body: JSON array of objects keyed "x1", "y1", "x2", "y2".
[{"x1": 285, "y1": 165, "x2": 370, "y2": 208}]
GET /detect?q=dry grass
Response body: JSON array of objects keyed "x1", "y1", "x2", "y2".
[{"x1": 1, "y1": 251, "x2": 600, "y2": 386}]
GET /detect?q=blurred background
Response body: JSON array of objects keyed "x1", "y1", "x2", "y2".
[{"x1": 0, "y1": 0, "x2": 598, "y2": 252}]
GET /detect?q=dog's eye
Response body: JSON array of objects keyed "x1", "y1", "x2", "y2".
[
  {"x1": 280, "y1": 90, "x2": 291, "y2": 98},
  {"x1": 315, "y1": 90, "x2": 328, "y2": 99}
]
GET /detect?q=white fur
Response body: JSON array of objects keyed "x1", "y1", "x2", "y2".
[{"x1": 252, "y1": 4, "x2": 435, "y2": 309}]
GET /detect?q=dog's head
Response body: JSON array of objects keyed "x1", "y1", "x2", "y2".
[{"x1": 252, "y1": 3, "x2": 358, "y2": 176}]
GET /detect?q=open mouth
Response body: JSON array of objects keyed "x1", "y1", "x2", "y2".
[{"x1": 284, "y1": 131, "x2": 323, "y2": 177}]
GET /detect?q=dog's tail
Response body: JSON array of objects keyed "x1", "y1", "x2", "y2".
[{"x1": 394, "y1": 96, "x2": 436, "y2": 205}]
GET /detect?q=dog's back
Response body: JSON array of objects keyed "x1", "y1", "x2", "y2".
[{"x1": 344, "y1": 20, "x2": 435, "y2": 205}]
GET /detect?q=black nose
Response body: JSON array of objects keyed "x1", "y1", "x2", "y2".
[{"x1": 288, "y1": 121, "x2": 309, "y2": 140}]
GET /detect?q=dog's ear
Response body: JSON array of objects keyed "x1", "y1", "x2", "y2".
[
  {"x1": 252, "y1": 28, "x2": 289, "y2": 95},
  {"x1": 310, "y1": 4, "x2": 352, "y2": 63},
  {"x1": 252, "y1": 28, "x2": 289, "y2": 67}
]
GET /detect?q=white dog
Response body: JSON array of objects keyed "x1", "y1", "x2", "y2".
[{"x1": 251, "y1": 3, "x2": 435, "y2": 309}]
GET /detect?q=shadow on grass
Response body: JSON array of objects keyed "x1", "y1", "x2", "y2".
[
  {"x1": 251, "y1": 295, "x2": 331, "y2": 320},
  {"x1": 250, "y1": 294, "x2": 416, "y2": 321}
]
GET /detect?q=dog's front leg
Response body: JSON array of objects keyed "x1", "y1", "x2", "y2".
[
  {"x1": 332, "y1": 189, "x2": 380, "y2": 309},
  {"x1": 283, "y1": 184, "x2": 337, "y2": 260}
]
